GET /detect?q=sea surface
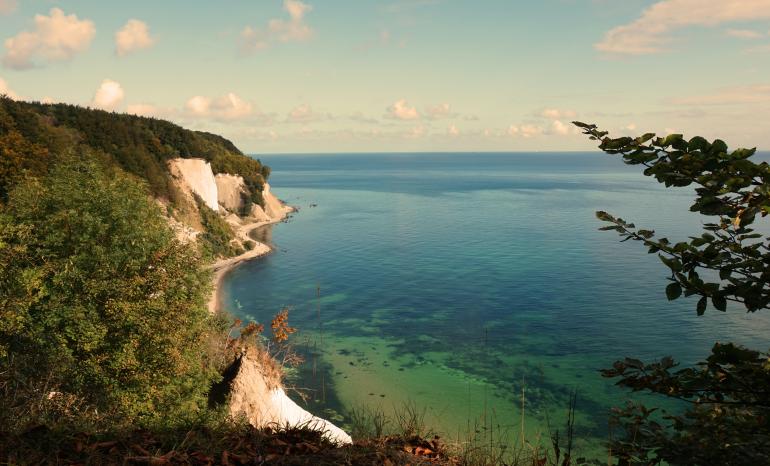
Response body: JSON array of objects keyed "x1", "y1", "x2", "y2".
[{"x1": 220, "y1": 152, "x2": 770, "y2": 453}]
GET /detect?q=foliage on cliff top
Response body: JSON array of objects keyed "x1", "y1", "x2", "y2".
[
  {"x1": 0, "y1": 156, "x2": 220, "y2": 427},
  {"x1": 0, "y1": 97, "x2": 269, "y2": 204}
]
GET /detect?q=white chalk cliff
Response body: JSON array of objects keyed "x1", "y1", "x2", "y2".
[
  {"x1": 226, "y1": 351, "x2": 352, "y2": 445},
  {"x1": 262, "y1": 183, "x2": 285, "y2": 219},
  {"x1": 168, "y1": 158, "x2": 220, "y2": 212},
  {"x1": 215, "y1": 173, "x2": 247, "y2": 212},
  {"x1": 169, "y1": 158, "x2": 290, "y2": 223},
  {"x1": 168, "y1": 158, "x2": 351, "y2": 444}
]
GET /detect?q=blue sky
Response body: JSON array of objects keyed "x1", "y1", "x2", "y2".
[{"x1": 1, "y1": 0, "x2": 770, "y2": 153}]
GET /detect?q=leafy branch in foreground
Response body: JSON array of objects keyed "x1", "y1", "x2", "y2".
[
  {"x1": 575, "y1": 121, "x2": 770, "y2": 314},
  {"x1": 576, "y1": 122, "x2": 770, "y2": 466}
]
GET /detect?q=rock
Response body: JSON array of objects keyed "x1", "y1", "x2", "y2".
[
  {"x1": 168, "y1": 158, "x2": 219, "y2": 212},
  {"x1": 262, "y1": 183, "x2": 286, "y2": 220},
  {"x1": 222, "y1": 349, "x2": 352, "y2": 445},
  {"x1": 249, "y1": 203, "x2": 272, "y2": 222},
  {"x1": 215, "y1": 173, "x2": 247, "y2": 213}
]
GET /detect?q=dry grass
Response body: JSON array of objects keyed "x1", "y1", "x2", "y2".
[{"x1": 0, "y1": 422, "x2": 452, "y2": 465}]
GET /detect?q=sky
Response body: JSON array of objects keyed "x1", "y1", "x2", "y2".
[{"x1": 1, "y1": 0, "x2": 770, "y2": 153}]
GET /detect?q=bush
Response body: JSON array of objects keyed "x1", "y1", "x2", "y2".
[
  {"x1": 0, "y1": 156, "x2": 219, "y2": 428},
  {"x1": 195, "y1": 194, "x2": 239, "y2": 259}
]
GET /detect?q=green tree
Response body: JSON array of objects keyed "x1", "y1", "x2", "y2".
[
  {"x1": 0, "y1": 129, "x2": 50, "y2": 201},
  {"x1": 0, "y1": 156, "x2": 219, "y2": 427},
  {"x1": 574, "y1": 122, "x2": 770, "y2": 465}
]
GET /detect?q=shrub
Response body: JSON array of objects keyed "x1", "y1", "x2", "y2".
[{"x1": 0, "y1": 156, "x2": 219, "y2": 428}]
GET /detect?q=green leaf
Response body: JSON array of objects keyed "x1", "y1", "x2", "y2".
[
  {"x1": 659, "y1": 255, "x2": 683, "y2": 272},
  {"x1": 662, "y1": 134, "x2": 684, "y2": 147},
  {"x1": 696, "y1": 296, "x2": 707, "y2": 315},
  {"x1": 712, "y1": 295, "x2": 727, "y2": 312},
  {"x1": 711, "y1": 139, "x2": 728, "y2": 154},
  {"x1": 596, "y1": 210, "x2": 612, "y2": 221},
  {"x1": 635, "y1": 133, "x2": 656, "y2": 145},
  {"x1": 688, "y1": 136, "x2": 709, "y2": 152},
  {"x1": 666, "y1": 282, "x2": 682, "y2": 301}
]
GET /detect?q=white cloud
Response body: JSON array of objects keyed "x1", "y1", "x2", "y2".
[
  {"x1": 126, "y1": 103, "x2": 158, "y2": 117},
  {"x1": 287, "y1": 103, "x2": 329, "y2": 123},
  {"x1": 92, "y1": 79, "x2": 125, "y2": 110},
  {"x1": 447, "y1": 124, "x2": 460, "y2": 137},
  {"x1": 520, "y1": 124, "x2": 544, "y2": 138},
  {"x1": 184, "y1": 92, "x2": 254, "y2": 121},
  {"x1": 241, "y1": 0, "x2": 314, "y2": 53},
  {"x1": 125, "y1": 103, "x2": 177, "y2": 118},
  {"x1": 0, "y1": 77, "x2": 19, "y2": 99},
  {"x1": 3, "y1": 8, "x2": 95, "y2": 69},
  {"x1": 115, "y1": 19, "x2": 156, "y2": 57},
  {"x1": 288, "y1": 103, "x2": 313, "y2": 121},
  {"x1": 725, "y1": 28, "x2": 766, "y2": 39},
  {"x1": 0, "y1": 0, "x2": 17, "y2": 16},
  {"x1": 540, "y1": 108, "x2": 576, "y2": 120},
  {"x1": 386, "y1": 99, "x2": 420, "y2": 120},
  {"x1": 508, "y1": 119, "x2": 576, "y2": 138},
  {"x1": 550, "y1": 119, "x2": 574, "y2": 136},
  {"x1": 425, "y1": 103, "x2": 453, "y2": 119},
  {"x1": 595, "y1": 0, "x2": 770, "y2": 55}
]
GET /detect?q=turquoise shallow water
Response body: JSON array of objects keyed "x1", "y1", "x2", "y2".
[{"x1": 221, "y1": 152, "x2": 770, "y2": 452}]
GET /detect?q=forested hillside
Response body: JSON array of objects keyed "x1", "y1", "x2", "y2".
[{"x1": 0, "y1": 97, "x2": 269, "y2": 205}]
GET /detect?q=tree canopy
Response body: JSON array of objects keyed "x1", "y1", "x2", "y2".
[
  {"x1": 0, "y1": 156, "x2": 219, "y2": 426},
  {"x1": 0, "y1": 97, "x2": 269, "y2": 206}
]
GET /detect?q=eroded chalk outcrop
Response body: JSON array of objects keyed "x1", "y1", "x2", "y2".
[
  {"x1": 216, "y1": 349, "x2": 353, "y2": 445},
  {"x1": 215, "y1": 173, "x2": 247, "y2": 213},
  {"x1": 262, "y1": 183, "x2": 285, "y2": 219},
  {"x1": 170, "y1": 158, "x2": 290, "y2": 222},
  {"x1": 168, "y1": 158, "x2": 219, "y2": 212}
]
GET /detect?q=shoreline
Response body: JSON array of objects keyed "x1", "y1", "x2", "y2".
[{"x1": 207, "y1": 207, "x2": 294, "y2": 315}]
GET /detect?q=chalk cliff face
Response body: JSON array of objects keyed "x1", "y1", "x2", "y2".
[
  {"x1": 168, "y1": 158, "x2": 219, "y2": 212},
  {"x1": 225, "y1": 350, "x2": 352, "y2": 445},
  {"x1": 262, "y1": 183, "x2": 285, "y2": 219},
  {"x1": 215, "y1": 173, "x2": 246, "y2": 213},
  {"x1": 170, "y1": 158, "x2": 289, "y2": 222}
]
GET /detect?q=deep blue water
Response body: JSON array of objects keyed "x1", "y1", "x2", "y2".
[{"x1": 221, "y1": 152, "x2": 770, "y2": 450}]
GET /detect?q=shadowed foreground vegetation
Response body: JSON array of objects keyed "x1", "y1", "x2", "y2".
[{"x1": 0, "y1": 423, "x2": 451, "y2": 466}]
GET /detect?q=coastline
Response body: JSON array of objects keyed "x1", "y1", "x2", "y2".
[{"x1": 207, "y1": 206, "x2": 294, "y2": 315}]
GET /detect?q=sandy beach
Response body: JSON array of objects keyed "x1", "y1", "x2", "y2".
[{"x1": 207, "y1": 208, "x2": 293, "y2": 314}]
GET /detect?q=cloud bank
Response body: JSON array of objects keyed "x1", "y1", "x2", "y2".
[
  {"x1": 3, "y1": 8, "x2": 95, "y2": 69},
  {"x1": 595, "y1": 0, "x2": 770, "y2": 55},
  {"x1": 241, "y1": 0, "x2": 314, "y2": 53},
  {"x1": 115, "y1": 19, "x2": 156, "y2": 57}
]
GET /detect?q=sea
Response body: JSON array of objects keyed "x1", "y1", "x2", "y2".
[{"x1": 219, "y1": 152, "x2": 770, "y2": 454}]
